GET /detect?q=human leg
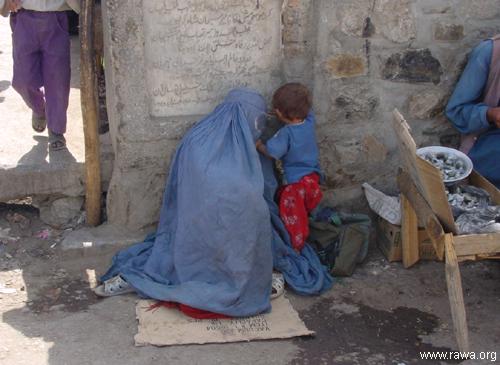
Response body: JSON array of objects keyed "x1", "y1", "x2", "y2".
[
  {"x1": 302, "y1": 173, "x2": 323, "y2": 213},
  {"x1": 278, "y1": 173, "x2": 323, "y2": 251},
  {"x1": 278, "y1": 182, "x2": 309, "y2": 251},
  {"x1": 10, "y1": 11, "x2": 46, "y2": 122},
  {"x1": 40, "y1": 11, "x2": 70, "y2": 135}
]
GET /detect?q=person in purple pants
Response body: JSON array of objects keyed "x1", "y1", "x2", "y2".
[{"x1": 1, "y1": 0, "x2": 80, "y2": 151}]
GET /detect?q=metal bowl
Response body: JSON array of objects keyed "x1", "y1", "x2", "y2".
[{"x1": 416, "y1": 146, "x2": 473, "y2": 184}]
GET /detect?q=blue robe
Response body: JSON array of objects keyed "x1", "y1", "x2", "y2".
[
  {"x1": 102, "y1": 88, "x2": 332, "y2": 317},
  {"x1": 446, "y1": 40, "x2": 500, "y2": 187}
]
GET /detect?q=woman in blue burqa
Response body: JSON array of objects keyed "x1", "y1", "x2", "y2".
[{"x1": 95, "y1": 88, "x2": 332, "y2": 317}]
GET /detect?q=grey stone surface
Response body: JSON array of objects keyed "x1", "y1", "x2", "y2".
[
  {"x1": 61, "y1": 223, "x2": 152, "y2": 254},
  {"x1": 143, "y1": 1, "x2": 282, "y2": 117},
  {"x1": 373, "y1": 0, "x2": 416, "y2": 43},
  {"x1": 408, "y1": 88, "x2": 447, "y2": 120},
  {"x1": 102, "y1": 0, "x2": 500, "y2": 227},
  {"x1": 35, "y1": 196, "x2": 84, "y2": 229}
]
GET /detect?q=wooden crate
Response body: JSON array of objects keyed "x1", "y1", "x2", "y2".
[
  {"x1": 391, "y1": 109, "x2": 500, "y2": 353},
  {"x1": 377, "y1": 217, "x2": 438, "y2": 262}
]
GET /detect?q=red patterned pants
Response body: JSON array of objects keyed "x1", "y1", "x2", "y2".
[{"x1": 278, "y1": 173, "x2": 322, "y2": 251}]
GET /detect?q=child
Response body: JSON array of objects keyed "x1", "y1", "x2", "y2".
[
  {"x1": 1, "y1": 0, "x2": 80, "y2": 150},
  {"x1": 256, "y1": 83, "x2": 323, "y2": 252}
]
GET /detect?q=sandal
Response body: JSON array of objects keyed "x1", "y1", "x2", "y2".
[
  {"x1": 32, "y1": 112, "x2": 46, "y2": 133},
  {"x1": 271, "y1": 272, "x2": 285, "y2": 300},
  {"x1": 48, "y1": 130, "x2": 67, "y2": 151},
  {"x1": 93, "y1": 275, "x2": 135, "y2": 297}
]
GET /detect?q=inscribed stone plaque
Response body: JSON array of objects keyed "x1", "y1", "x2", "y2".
[{"x1": 143, "y1": 0, "x2": 282, "y2": 117}]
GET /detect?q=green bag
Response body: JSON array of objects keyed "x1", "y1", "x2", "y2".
[{"x1": 308, "y1": 211, "x2": 371, "y2": 277}]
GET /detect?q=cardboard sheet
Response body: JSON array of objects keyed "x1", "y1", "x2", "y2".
[{"x1": 134, "y1": 295, "x2": 314, "y2": 346}]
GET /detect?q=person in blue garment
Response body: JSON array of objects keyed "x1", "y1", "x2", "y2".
[
  {"x1": 446, "y1": 35, "x2": 500, "y2": 187},
  {"x1": 93, "y1": 88, "x2": 332, "y2": 317}
]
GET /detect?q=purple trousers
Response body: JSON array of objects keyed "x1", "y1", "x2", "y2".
[{"x1": 10, "y1": 10, "x2": 70, "y2": 134}]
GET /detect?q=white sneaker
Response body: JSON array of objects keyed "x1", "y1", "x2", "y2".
[
  {"x1": 271, "y1": 272, "x2": 285, "y2": 300},
  {"x1": 93, "y1": 275, "x2": 135, "y2": 297}
]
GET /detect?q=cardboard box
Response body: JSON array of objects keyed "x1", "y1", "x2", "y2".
[{"x1": 377, "y1": 217, "x2": 438, "y2": 262}]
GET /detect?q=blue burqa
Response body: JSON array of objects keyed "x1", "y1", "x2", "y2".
[{"x1": 102, "y1": 88, "x2": 333, "y2": 317}]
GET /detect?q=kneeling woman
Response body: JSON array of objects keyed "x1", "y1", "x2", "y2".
[{"x1": 95, "y1": 88, "x2": 332, "y2": 318}]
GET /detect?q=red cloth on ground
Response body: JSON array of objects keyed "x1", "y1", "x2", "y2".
[
  {"x1": 148, "y1": 301, "x2": 231, "y2": 320},
  {"x1": 277, "y1": 173, "x2": 322, "y2": 251}
]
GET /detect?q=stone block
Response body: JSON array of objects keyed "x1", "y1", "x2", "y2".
[
  {"x1": 362, "y1": 136, "x2": 388, "y2": 163},
  {"x1": 434, "y1": 23, "x2": 464, "y2": 41},
  {"x1": 373, "y1": 0, "x2": 416, "y2": 43},
  {"x1": 35, "y1": 196, "x2": 84, "y2": 228},
  {"x1": 325, "y1": 54, "x2": 366, "y2": 78},
  {"x1": 408, "y1": 88, "x2": 447, "y2": 119},
  {"x1": 336, "y1": 0, "x2": 371, "y2": 38},
  {"x1": 382, "y1": 49, "x2": 442, "y2": 84},
  {"x1": 333, "y1": 86, "x2": 379, "y2": 121},
  {"x1": 458, "y1": 0, "x2": 500, "y2": 20}
]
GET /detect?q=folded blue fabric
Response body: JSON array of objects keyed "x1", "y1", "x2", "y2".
[{"x1": 102, "y1": 88, "x2": 332, "y2": 317}]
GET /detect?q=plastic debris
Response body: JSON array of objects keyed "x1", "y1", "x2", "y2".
[
  {"x1": 447, "y1": 185, "x2": 491, "y2": 218},
  {"x1": 35, "y1": 229, "x2": 51, "y2": 240},
  {"x1": 0, "y1": 283, "x2": 17, "y2": 294},
  {"x1": 449, "y1": 185, "x2": 500, "y2": 234},
  {"x1": 0, "y1": 228, "x2": 19, "y2": 242},
  {"x1": 455, "y1": 207, "x2": 500, "y2": 234}
]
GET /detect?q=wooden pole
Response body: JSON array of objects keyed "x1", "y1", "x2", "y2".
[
  {"x1": 444, "y1": 234, "x2": 469, "y2": 352},
  {"x1": 80, "y1": 0, "x2": 101, "y2": 226}
]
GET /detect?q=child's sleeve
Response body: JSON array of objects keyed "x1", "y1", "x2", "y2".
[{"x1": 265, "y1": 129, "x2": 289, "y2": 160}]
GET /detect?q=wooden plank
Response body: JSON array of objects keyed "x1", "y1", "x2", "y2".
[
  {"x1": 426, "y1": 215, "x2": 445, "y2": 261},
  {"x1": 401, "y1": 195, "x2": 420, "y2": 268},
  {"x1": 392, "y1": 110, "x2": 423, "y2": 194},
  {"x1": 392, "y1": 109, "x2": 456, "y2": 234},
  {"x1": 397, "y1": 170, "x2": 445, "y2": 260},
  {"x1": 457, "y1": 255, "x2": 478, "y2": 263},
  {"x1": 477, "y1": 253, "x2": 500, "y2": 260},
  {"x1": 415, "y1": 157, "x2": 456, "y2": 234},
  {"x1": 444, "y1": 234, "x2": 469, "y2": 352},
  {"x1": 453, "y1": 233, "x2": 500, "y2": 256},
  {"x1": 469, "y1": 170, "x2": 500, "y2": 205}
]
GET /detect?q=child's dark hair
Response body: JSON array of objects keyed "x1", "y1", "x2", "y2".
[{"x1": 272, "y1": 83, "x2": 312, "y2": 121}]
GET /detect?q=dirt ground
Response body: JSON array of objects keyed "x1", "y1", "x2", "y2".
[{"x1": 0, "y1": 202, "x2": 499, "y2": 365}]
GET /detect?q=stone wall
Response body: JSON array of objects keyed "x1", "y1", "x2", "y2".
[{"x1": 102, "y1": 0, "x2": 500, "y2": 229}]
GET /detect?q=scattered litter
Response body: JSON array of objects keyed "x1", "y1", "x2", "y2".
[
  {"x1": 0, "y1": 283, "x2": 17, "y2": 294},
  {"x1": 0, "y1": 228, "x2": 19, "y2": 242},
  {"x1": 85, "y1": 269, "x2": 97, "y2": 289},
  {"x1": 35, "y1": 229, "x2": 51, "y2": 240},
  {"x1": 6, "y1": 212, "x2": 30, "y2": 228}
]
